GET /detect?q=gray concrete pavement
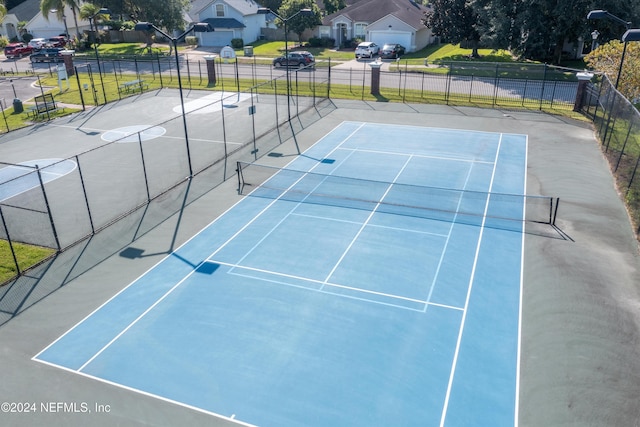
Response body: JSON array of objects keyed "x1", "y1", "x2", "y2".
[{"x1": 0, "y1": 99, "x2": 639, "y2": 426}]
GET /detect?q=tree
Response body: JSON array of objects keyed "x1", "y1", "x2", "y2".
[
  {"x1": 258, "y1": 0, "x2": 283, "y2": 11},
  {"x1": 40, "y1": 0, "x2": 82, "y2": 40},
  {"x1": 277, "y1": 0, "x2": 322, "y2": 45},
  {"x1": 127, "y1": 0, "x2": 189, "y2": 31},
  {"x1": 423, "y1": 0, "x2": 638, "y2": 63},
  {"x1": 585, "y1": 41, "x2": 640, "y2": 102},
  {"x1": 79, "y1": 3, "x2": 109, "y2": 45},
  {"x1": 423, "y1": 0, "x2": 482, "y2": 57},
  {"x1": 323, "y1": 0, "x2": 346, "y2": 15}
]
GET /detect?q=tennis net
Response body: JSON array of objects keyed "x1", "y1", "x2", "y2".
[{"x1": 237, "y1": 162, "x2": 559, "y2": 226}]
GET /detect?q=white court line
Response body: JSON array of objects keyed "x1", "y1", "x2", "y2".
[
  {"x1": 321, "y1": 155, "x2": 413, "y2": 289},
  {"x1": 514, "y1": 135, "x2": 529, "y2": 427},
  {"x1": 34, "y1": 124, "x2": 366, "y2": 370},
  {"x1": 290, "y1": 212, "x2": 449, "y2": 238},
  {"x1": 438, "y1": 133, "x2": 504, "y2": 427},
  {"x1": 422, "y1": 163, "x2": 477, "y2": 313},
  {"x1": 76, "y1": 267, "x2": 201, "y2": 372},
  {"x1": 46, "y1": 123, "x2": 244, "y2": 145},
  {"x1": 215, "y1": 259, "x2": 464, "y2": 312},
  {"x1": 211, "y1": 123, "x2": 366, "y2": 266},
  {"x1": 33, "y1": 358, "x2": 257, "y2": 427},
  {"x1": 335, "y1": 146, "x2": 495, "y2": 164}
]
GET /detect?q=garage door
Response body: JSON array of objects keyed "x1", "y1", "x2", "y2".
[
  {"x1": 199, "y1": 30, "x2": 234, "y2": 47},
  {"x1": 369, "y1": 31, "x2": 412, "y2": 51}
]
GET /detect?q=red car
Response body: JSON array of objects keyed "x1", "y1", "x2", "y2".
[
  {"x1": 4, "y1": 43, "x2": 33, "y2": 59},
  {"x1": 47, "y1": 36, "x2": 67, "y2": 48}
]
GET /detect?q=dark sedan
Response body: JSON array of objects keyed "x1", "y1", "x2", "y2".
[
  {"x1": 380, "y1": 44, "x2": 406, "y2": 59},
  {"x1": 273, "y1": 51, "x2": 315, "y2": 68},
  {"x1": 30, "y1": 48, "x2": 64, "y2": 63}
]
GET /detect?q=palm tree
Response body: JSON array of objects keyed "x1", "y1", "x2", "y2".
[
  {"x1": 79, "y1": 3, "x2": 107, "y2": 46},
  {"x1": 40, "y1": 0, "x2": 82, "y2": 40}
]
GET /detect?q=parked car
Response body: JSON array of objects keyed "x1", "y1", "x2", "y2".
[
  {"x1": 355, "y1": 42, "x2": 379, "y2": 58},
  {"x1": 30, "y1": 48, "x2": 64, "y2": 63},
  {"x1": 380, "y1": 43, "x2": 406, "y2": 59},
  {"x1": 273, "y1": 51, "x2": 315, "y2": 68},
  {"x1": 28, "y1": 38, "x2": 47, "y2": 50},
  {"x1": 4, "y1": 43, "x2": 33, "y2": 58},
  {"x1": 47, "y1": 36, "x2": 67, "y2": 48}
]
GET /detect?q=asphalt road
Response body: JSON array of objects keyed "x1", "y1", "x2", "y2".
[{"x1": 0, "y1": 53, "x2": 579, "y2": 107}]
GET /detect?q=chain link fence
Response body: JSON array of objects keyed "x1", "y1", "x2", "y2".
[
  {"x1": 580, "y1": 75, "x2": 640, "y2": 238},
  {"x1": 0, "y1": 63, "x2": 333, "y2": 280},
  {"x1": 4, "y1": 55, "x2": 636, "y2": 281}
]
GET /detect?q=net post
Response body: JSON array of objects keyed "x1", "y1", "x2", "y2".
[
  {"x1": 552, "y1": 197, "x2": 560, "y2": 226},
  {"x1": 236, "y1": 161, "x2": 243, "y2": 194}
]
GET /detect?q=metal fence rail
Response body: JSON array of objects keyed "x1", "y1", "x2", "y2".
[
  {"x1": 3, "y1": 55, "x2": 636, "y2": 281},
  {"x1": 581, "y1": 76, "x2": 640, "y2": 237},
  {"x1": 0, "y1": 68, "x2": 333, "y2": 280}
]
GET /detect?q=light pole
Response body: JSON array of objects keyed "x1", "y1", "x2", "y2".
[
  {"x1": 587, "y1": 9, "x2": 640, "y2": 89},
  {"x1": 134, "y1": 22, "x2": 213, "y2": 177},
  {"x1": 49, "y1": 9, "x2": 69, "y2": 43},
  {"x1": 590, "y1": 29, "x2": 599, "y2": 51},
  {"x1": 88, "y1": 8, "x2": 110, "y2": 101},
  {"x1": 257, "y1": 8, "x2": 314, "y2": 122}
]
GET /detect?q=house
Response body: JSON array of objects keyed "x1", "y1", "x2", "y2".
[
  {"x1": 1, "y1": 0, "x2": 43, "y2": 41},
  {"x1": 188, "y1": 0, "x2": 265, "y2": 47},
  {"x1": 319, "y1": 0, "x2": 435, "y2": 52},
  {"x1": 1, "y1": 0, "x2": 89, "y2": 43}
]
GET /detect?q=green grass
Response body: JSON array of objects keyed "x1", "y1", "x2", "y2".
[
  {"x1": 0, "y1": 240, "x2": 55, "y2": 284},
  {"x1": 232, "y1": 40, "x2": 356, "y2": 61}
]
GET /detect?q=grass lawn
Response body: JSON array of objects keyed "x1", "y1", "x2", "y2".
[{"x1": 0, "y1": 241, "x2": 55, "y2": 284}]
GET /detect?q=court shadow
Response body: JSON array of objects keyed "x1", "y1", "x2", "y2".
[
  {"x1": 0, "y1": 168, "x2": 219, "y2": 326},
  {"x1": 195, "y1": 262, "x2": 219, "y2": 274}
]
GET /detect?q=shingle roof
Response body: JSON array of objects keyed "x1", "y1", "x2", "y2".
[
  {"x1": 8, "y1": 0, "x2": 41, "y2": 22},
  {"x1": 322, "y1": 0, "x2": 428, "y2": 29},
  {"x1": 189, "y1": 0, "x2": 261, "y2": 20},
  {"x1": 201, "y1": 17, "x2": 245, "y2": 29}
]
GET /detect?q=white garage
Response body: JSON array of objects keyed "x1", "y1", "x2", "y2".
[
  {"x1": 199, "y1": 30, "x2": 234, "y2": 47},
  {"x1": 369, "y1": 31, "x2": 412, "y2": 50}
]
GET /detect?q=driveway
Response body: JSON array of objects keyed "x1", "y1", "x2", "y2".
[{"x1": 332, "y1": 57, "x2": 392, "y2": 71}]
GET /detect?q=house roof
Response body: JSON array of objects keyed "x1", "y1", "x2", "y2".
[
  {"x1": 322, "y1": 0, "x2": 428, "y2": 29},
  {"x1": 8, "y1": 0, "x2": 41, "y2": 22},
  {"x1": 189, "y1": 0, "x2": 261, "y2": 20},
  {"x1": 201, "y1": 17, "x2": 245, "y2": 29}
]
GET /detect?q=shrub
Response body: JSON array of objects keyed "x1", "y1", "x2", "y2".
[
  {"x1": 231, "y1": 38, "x2": 244, "y2": 49},
  {"x1": 308, "y1": 37, "x2": 335, "y2": 48},
  {"x1": 185, "y1": 36, "x2": 197, "y2": 46}
]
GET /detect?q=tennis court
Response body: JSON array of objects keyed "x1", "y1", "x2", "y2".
[{"x1": 34, "y1": 121, "x2": 542, "y2": 426}]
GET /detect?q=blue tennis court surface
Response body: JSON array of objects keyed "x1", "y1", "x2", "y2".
[{"x1": 35, "y1": 122, "x2": 527, "y2": 426}]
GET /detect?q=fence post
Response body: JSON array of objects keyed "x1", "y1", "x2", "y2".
[
  {"x1": 492, "y1": 63, "x2": 499, "y2": 107},
  {"x1": 327, "y1": 58, "x2": 331, "y2": 98},
  {"x1": 369, "y1": 59, "x2": 382, "y2": 96},
  {"x1": 204, "y1": 55, "x2": 216, "y2": 86},
  {"x1": 445, "y1": 62, "x2": 452, "y2": 104},
  {"x1": 36, "y1": 165, "x2": 61, "y2": 251},
  {"x1": 573, "y1": 71, "x2": 593, "y2": 112},
  {"x1": 0, "y1": 206, "x2": 21, "y2": 276},
  {"x1": 74, "y1": 155, "x2": 95, "y2": 235},
  {"x1": 539, "y1": 63, "x2": 547, "y2": 110},
  {"x1": 74, "y1": 66, "x2": 86, "y2": 110}
]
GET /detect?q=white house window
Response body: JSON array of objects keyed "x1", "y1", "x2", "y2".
[
  {"x1": 215, "y1": 4, "x2": 225, "y2": 17},
  {"x1": 319, "y1": 26, "x2": 330, "y2": 38},
  {"x1": 354, "y1": 23, "x2": 366, "y2": 39}
]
